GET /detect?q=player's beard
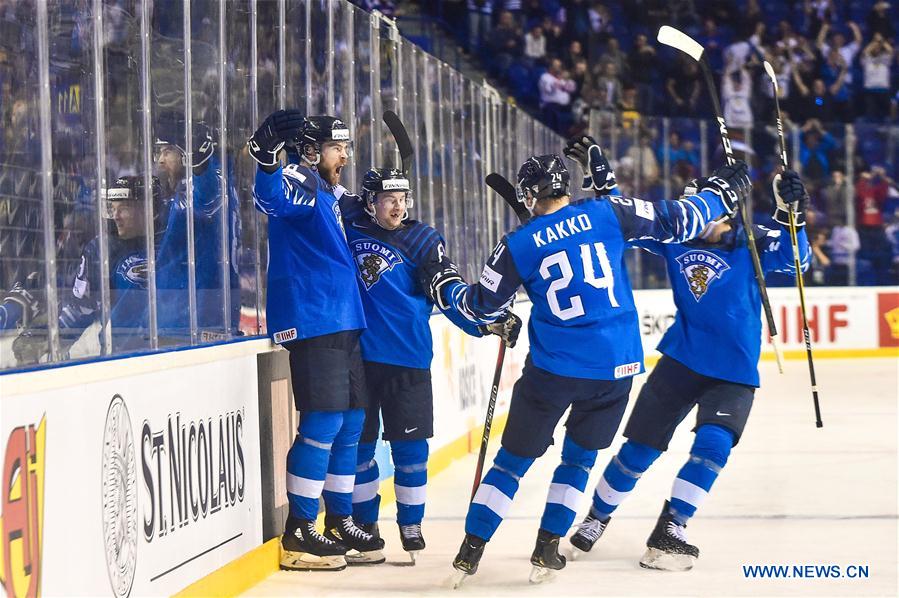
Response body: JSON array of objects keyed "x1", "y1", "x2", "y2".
[{"x1": 319, "y1": 162, "x2": 343, "y2": 187}]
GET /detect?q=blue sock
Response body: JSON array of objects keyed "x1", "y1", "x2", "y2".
[
  {"x1": 466, "y1": 447, "x2": 535, "y2": 541},
  {"x1": 540, "y1": 436, "x2": 597, "y2": 536},
  {"x1": 591, "y1": 441, "x2": 662, "y2": 518},
  {"x1": 322, "y1": 408, "x2": 365, "y2": 517},
  {"x1": 669, "y1": 424, "x2": 733, "y2": 525},
  {"x1": 287, "y1": 411, "x2": 344, "y2": 520},
  {"x1": 392, "y1": 439, "x2": 429, "y2": 526},
  {"x1": 352, "y1": 441, "x2": 380, "y2": 524}
]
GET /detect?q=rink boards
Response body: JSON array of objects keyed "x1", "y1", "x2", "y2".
[{"x1": 0, "y1": 286, "x2": 896, "y2": 597}]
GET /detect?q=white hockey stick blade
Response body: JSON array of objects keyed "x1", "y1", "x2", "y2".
[
  {"x1": 763, "y1": 60, "x2": 779, "y2": 92},
  {"x1": 657, "y1": 26, "x2": 704, "y2": 62}
]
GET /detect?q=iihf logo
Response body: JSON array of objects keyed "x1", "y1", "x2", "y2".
[
  {"x1": 676, "y1": 250, "x2": 730, "y2": 301},
  {"x1": 352, "y1": 239, "x2": 403, "y2": 289}
]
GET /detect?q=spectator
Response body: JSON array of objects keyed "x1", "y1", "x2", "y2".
[
  {"x1": 798, "y1": 119, "x2": 837, "y2": 182},
  {"x1": 522, "y1": 0, "x2": 544, "y2": 29},
  {"x1": 821, "y1": 48, "x2": 852, "y2": 121},
  {"x1": 583, "y1": 61, "x2": 621, "y2": 111},
  {"x1": 866, "y1": 1, "x2": 895, "y2": 41},
  {"x1": 665, "y1": 57, "x2": 702, "y2": 117},
  {"x1": 538, "y1": 58, "x2": 576, "y2": 133},
  {"x1": 467, "y1": 0, "x2": 493, "y2": 55},
  {"x1": 599, "y1": 37, "x2": 628, "y2": 81},
  {"x1": 816, "y1": 22, "x2": 862, "y2": 87},
  {"x1": 562, "y1": 39, "x2": 585, "y2": 70},
  {"x1": 488, "y1": 10, "x2": 521, "y2": 74},
  {"x1": 657, "y1": 130, "x2": 699, "y2": 190},
  {"x1": 542, "y1": 16, "x2": 565, "y2": 58},
  {"x1": 587, "y1": 2, "x2": 614, "y2": 56},
  {"x1": 885, "y1": 212, "x2": 899, "y2": 282},
  {"x1": 722, "y1": 66, "x2": 753, "y2": 129},
  {"x1": 820, "y1": 169, "x2": 849, "y2": 226},
  {"x1": 808, "y1": 228, "x2": 831, "y2": 285},
  {"x1": 792, "y1": 77, "x2": 836, "y2": 124},
  {"x1": 626, "y1": 131, "x2": 660, "y2": 190},
  {"x1": 557, "y1": 0, "x2": 592, "y2": 47},
  {"x1": 523, "y1": 23, "x2": 547, "y2": 63},
  {"x1": 861, "y1": 34, "x2": 893, "y2": 121},
  {"x1": 696, "y1": 18, "x2": 727, "y2": 74},
  {"x1": 827, "y1": 217, "x2": 859, "y2": 285},
  {"x1": 628, "y1": 34, "x2": 656, "y2": 114},
  {"x1": 617, "y1": 83, "x2": 641, "y2": 130},
  {"x1": 803, "y1": 0, "x2": 837, "y2": 38},
  {"x1": 856, "y1": 166, "x2": 890, "y2": 230}
]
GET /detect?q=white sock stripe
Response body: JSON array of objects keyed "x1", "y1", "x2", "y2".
[
  {"x1": 323, "y1": 473, "x2": 355, "y2": 494},
  {"x1": 472, "y1": 483, "x2": 514, "y2": 518},
  {"x1": 395, "y1": 483, "x2": 427, "y2": 506},
  {"x1": 545, "y1": 482, "x2": 585, "y2": 513},
  {"x1": 671, "y1": 478, "x2": 709, "y2": 508},
  {"x1": 595, "y1": 476, "x2": 631, "y2": 506},
  {"x1": 300, "y1": 436, "x2": 332, "y2": 450},
  {"x1": 352, "y1": 479, "x2": 380, "y2": 504},
  {"x1": 395, "y1": 462, "x2": 428, "y2": 474},
  {"x1": 286, "y1": 473, "x2": 324, "y2": 499}
]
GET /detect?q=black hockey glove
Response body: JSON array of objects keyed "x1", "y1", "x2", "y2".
[
  {"x1": 772, "y1": 170, "x2": 807, "y2": 228},
  {"x1": 478, "y1": 311, "x2": 521, "y2": 348},
  {"x1": 2, "y1": 272, "x2": 41, "y2": 328},
  {"x1": 192, "y1": 122, "x2": 216, "y2": 170},
  {"x1": 247, "y1": 109, "x2": 305, "y2": 167},
  {"x1": 426, "y1": 267, "x2": 464, "y2": 311},
  {"x1": 701, "y1": 160, "x2": 751, "y2": 217},
  {"x1": 564, "y1": 135, "x2": 616, "y2": 193}
]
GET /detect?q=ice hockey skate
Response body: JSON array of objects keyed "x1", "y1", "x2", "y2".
[
  {"x1": 280, "y1": 518, "x2": 348, "y2": 572},
  {"x1": 639, "y1": 501, "x2": 699, "y2": 571},
  {"x1": 450, "y1": 534, "x2": 486, "y2": 589},
  {"x1": 569, "y1": 509, "x2": 611, "y2": 559},
  {"x1": 399, "y1": 523, "x2": 426, "y2": 564},
  {"x1": 529, "y1": 528, "x2": 566, "y2": 584},
  {"x1": 324, "y1": 515, "x2": 386, "y2": 565}
]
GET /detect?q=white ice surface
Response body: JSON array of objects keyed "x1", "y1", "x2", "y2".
[{"x1": 244, "y1": 358, "x2": 898, "y2": 597}]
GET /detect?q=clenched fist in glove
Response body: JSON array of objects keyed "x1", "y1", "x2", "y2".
[
  {"x1": 479, "y1": 311, "x2": 522, "y2": 348},
  {"x1": 700, "y1": 160, "x2": 751, "y2": 217},
  {"x1": 772, "y1": 170, "x2": 808, "y2": 228},
  {"x1": 247, "y1": 109, "x2": 305, "y2": 168},
  {"x1": 564, "y1": 135, "x2": 617, "y2": 194}
]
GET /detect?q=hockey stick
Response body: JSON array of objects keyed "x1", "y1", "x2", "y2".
[
  {"x1": 469, "y1": 173, "x2": 529, "y2": 501},
  {"x1": 657, "y1": 25, "x2": 785, "y2": 373},
  {"x1": 763, "y1": 61, "x2": 823, "y2": 428},
  {"x1": 383, "y1": 110, "x2": 414, "y2": 174}
]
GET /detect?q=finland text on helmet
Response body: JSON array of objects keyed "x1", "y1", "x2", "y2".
[
  {"x1": 296, "y1": 116, "x2": 352, "y2": 164},
  {"x1": 101, "y1": 175, "x2": 161, "y2": 219}
]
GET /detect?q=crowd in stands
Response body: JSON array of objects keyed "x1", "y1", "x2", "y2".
[{"x1": 417, "y1": 0, "x2": 899, "y2": 285}]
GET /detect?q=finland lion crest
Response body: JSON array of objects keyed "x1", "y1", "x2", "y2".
[
  {"x1": 352, "y1": 239, "x2": 403, "y2": 289},
  {"x1": 676, "y1": 250, "x2": 730, "y2": 301}
]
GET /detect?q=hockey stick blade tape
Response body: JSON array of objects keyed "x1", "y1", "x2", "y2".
[
  {"x1": 763, "y1": 60, "x2": 779, "y2": 93},
  {"x1": 657, "y1": 26, "x2": 704, "y2": 62}
]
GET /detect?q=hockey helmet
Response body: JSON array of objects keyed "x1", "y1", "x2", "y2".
[
  {"x1": 361, "y1": 167, "x2": 413, "y2": 207},
  {"x1": 295, "y1": 116, "x2": 351, "y2": 164},
  {"x1": 102, "y1": 175, "x2": 160, "y2": 217},
  {"x1": 516, "y1": 154, "x2": 570, "y2": 210}
]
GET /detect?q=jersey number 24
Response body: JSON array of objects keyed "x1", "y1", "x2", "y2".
[{"x1": 539, "y1": 242, "x2": 618, "y2": 320}]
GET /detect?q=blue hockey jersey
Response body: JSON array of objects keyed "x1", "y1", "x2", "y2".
[
  {"x1": 633, "y1": 223, "x2": 810, "y2": 387},
  {"x1": 340, "y1": 195, "x2": 482, "y2": 369},
  {"x1": 56, "y1": 159, "x2": 243, "y2": 351},
  {"x1": 443, "y1": 191, "x2": 731, "y2": 380},
  {"x1": 253, "y1": 163, "x2": 365, "y2": 343}
]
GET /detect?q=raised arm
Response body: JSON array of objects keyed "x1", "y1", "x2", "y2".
[{"x1": 611, "y1": 162, "x2": 748, "y2": 244}]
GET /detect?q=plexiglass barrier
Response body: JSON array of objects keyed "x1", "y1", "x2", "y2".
[{"x1": 0, "y1": 0, "x2": 560, "y2": 371}]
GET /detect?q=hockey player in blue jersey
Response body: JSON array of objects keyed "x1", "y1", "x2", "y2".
[
  {"x1": 440, "y1": 145, "x2": 749, "y2": 584},
  {"x1": 567, "y1": 161, "x2": 811, "y2": 572},
  {"x1": 340, "y1": 167, "x2": 521, "y2": 564},
  {"x1": 249, "y1": 110, "x2": 383, "y2": 572}
]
